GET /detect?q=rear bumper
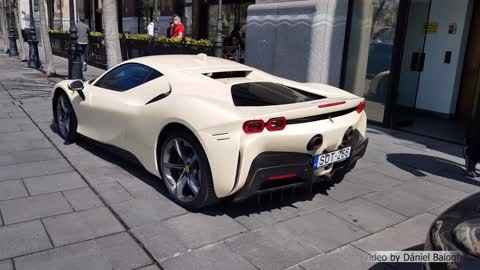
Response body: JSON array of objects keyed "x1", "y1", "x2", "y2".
[{"x1": 233, "y1": 135, "x2": 368, "y2": 201}]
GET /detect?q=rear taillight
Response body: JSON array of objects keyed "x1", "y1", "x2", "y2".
[
  {"x1": 243, "y1": 120, "x2": 265, "y2": 134},
  {"x1": 243, "y1": 117, "x2": 287, "y2": 134},
  {"x1": 357, "y1": 101, "x2": 366, "y2": 113},
  {"x1": 266, "y1": 117, "x2": 287, "y2": 131}
]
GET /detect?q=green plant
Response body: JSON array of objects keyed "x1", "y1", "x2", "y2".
[
  {"x1": 48, "y1": 29, "x2": 66, "y2": 34},
  {"x1": 125, "y1": 33, "x2": 151, "y2": 40},
  {"x1": 89, "y1": 31, "x2": 103, "y2": 37}
]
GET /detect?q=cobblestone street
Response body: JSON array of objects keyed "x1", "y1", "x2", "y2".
[{"x1": 0, "y1": 53, "x2": 478, "y2": 270}]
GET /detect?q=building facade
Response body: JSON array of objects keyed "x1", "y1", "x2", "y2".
[
  {"x1": 245, "y1": 0, "x2": 480, "y2": 143},
  {"x1": 43, "y1": 0, "x2": 254, "y2": 41}
]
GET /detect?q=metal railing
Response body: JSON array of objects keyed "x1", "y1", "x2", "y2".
[{"x1": 49, "y1": 33, "x2": 243, "y2": 70}]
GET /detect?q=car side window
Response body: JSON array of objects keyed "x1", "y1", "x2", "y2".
[{"x1": 95, "y1": 63, "x2": 162, "y2": 92}]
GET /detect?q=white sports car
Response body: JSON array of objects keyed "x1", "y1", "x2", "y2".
[{"x1": 52, "y1": 54, "x2": 368, "y2": 209}]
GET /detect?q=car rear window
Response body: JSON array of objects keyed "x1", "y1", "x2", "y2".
[{"x1": 231, "y1": 82, "x2": 325, "y2": 106}]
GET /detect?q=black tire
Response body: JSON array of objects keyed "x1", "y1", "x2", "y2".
[
  {"x1": 53, "y1": 92, "x2": 78, "y2": 142},
  {"x1": 158, "y1": 128, "x2": 218, "y2": 210}
]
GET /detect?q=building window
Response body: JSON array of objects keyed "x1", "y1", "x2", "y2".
[{"x1": 342, "y1": 0, "x2": 400, "y2": 123}]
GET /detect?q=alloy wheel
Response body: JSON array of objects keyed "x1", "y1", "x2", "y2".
[
  {"x1": 56, "y1": 94, "x2": 71, "y2": 137},
  {"x1": 161, "y1": 138, "x2": 202, "y2": 202}
]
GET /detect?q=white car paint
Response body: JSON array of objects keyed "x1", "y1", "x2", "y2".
[{"x1": 52, "y1": 54, "x2": 367, "y2": 198}]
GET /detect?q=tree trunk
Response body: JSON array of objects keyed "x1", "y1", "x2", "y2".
[
  {"x1": 12, "y1": 0, "x2": 26, "y2": 61},
  {"x1": 39, "y1": 0, "x2": 55, "y2": 75},
  {"x1": 102, "y1": 0, "x2": 121, "y2": 68},
  {"x1": 0, "y1": 0, "x2": 9, "y2": 52}
]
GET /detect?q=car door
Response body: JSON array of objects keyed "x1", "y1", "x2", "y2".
[{"x1": 78, "y1": 63, "x2": 162, "y2": 146}]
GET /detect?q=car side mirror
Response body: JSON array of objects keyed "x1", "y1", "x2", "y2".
[{"x1": 68, "y1": 80, "x2": 84, "y2": 91}]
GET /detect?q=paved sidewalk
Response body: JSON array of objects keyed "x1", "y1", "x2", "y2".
[{"x1": 0, "y1": 51, "x2": 479, "y2": 270}]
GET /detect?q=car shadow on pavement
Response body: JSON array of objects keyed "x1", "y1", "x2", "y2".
[
  {"x1": 49, "y1": 124, "x2": 364, "y2": 217},
  {"x1": 386, "y1": 153, "x2": 480, "y2": 187},
  {"x1": 50, "y1": 122, "x2": 172, "y2": 198},
  {"x1": 206, "y1": 181, "x2": 337, "y2": 218}
]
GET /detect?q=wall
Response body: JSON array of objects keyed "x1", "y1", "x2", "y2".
[
  {"x1": 245, "y1": 0, "x2": 348, "y2": 86},
  {"x1": 415, "y1": 0, "x2": 473, "y2": 115}
]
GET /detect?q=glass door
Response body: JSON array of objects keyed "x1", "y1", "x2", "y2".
[
  {"x1": 389, "y1": 0, "x2": 431, "y2": 126},
  {"x1": 342, "y1": 0, "x2": 402, "y2": 123}
]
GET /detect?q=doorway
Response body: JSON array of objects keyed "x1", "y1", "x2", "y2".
[
  {"x1": 390, "y1": 0, "x2": 474, "y2": 143},
  {"x1": 341, "y1": 0, "x2": 478, "y2": 143}
]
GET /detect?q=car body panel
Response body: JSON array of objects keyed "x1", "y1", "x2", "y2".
[{"x1": 53, "y1": 54, "x2": 367, "y2": 198}]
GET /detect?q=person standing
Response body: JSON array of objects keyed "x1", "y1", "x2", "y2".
[
  {"x1": 76, "y1": 18, "x2": 90, "y2": 71},
  {"x1": 171, "y1": 15, "x2": 185, "y2": 38},
  {"x1": 465, "y1": 101, "x2": 480, "y2": 177},
  {"x1": 147, "y1": 20, "x2": 154, "y2": 37}
]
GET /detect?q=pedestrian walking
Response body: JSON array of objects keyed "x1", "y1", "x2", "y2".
[
  {"x1": 76, "y1": 18, "x2": 90, "y2": 71},
  {"x1": 147, "y1": 20, "x2": 154, "y2": 37},
  {"x1": 464, "y1": 84, "x2": 480, "y2": 177},
  {"x1": 171, "y1": 15, "x2": 185, "y2": 39}
]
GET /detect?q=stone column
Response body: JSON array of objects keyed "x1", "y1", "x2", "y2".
[
  {"x1": 339, "y1": 0, "x2": 372, "y2": 96},
  {"x1": 246, "y1": 0, "x2": 349, "y2": 87}
]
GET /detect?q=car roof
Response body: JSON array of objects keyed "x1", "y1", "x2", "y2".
[{"x1": 126, "y1": 54, "x2": 250, "y2": 74}]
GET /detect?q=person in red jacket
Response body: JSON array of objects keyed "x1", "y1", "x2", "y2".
[{"x1": 171, "y1": 15, "x2": 185, "y2": 38}]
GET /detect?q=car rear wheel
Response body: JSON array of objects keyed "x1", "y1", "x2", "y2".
[
  {"x1": 54, "y1": 92, "x2": 78, "y2": 142},
  {"x1": 159, "y1": 129, "x2": 217, "y2": 209}
]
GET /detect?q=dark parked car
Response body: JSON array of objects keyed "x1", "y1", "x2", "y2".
[{"x1": 424, "y1": 192, "x2": 480, "y2": 270}]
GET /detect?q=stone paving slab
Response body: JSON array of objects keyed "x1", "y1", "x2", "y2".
[
  {"x1": 0, "y1": 220, "x2": 52, "y2": 260},
  {"x1": 363, "y1": 188, "x2": 442, "y2": 218},
  {"x1": 0, "y1": 260, "x2": 12, "y2": 270},
  {"x1": 42, "y1": 207, "x2": 125, "y2": 247},
  {"x1": 62, "y1": 187, "x2": 104, "y2": 211},
  {"x1": 23, "y1": 172, "x2": 88, "y2": 196},
  {"x1": 138, "y1": 265, "x2": 162, "y2": 270},
  {"x1": 423, "y1": 171, "x2": 480, "y2": 194},
  {"x1": 276, "y1": 210, "x2": 369, "y2": 252},
  {"x1": 0, "y1": 148, "x2": 61, "y2": 166},
  {"x1": 290, "y1": 193, "x2": 341, "y2": 215},
  {"x1": 80, "y1": 165, "x2": 135, "y2": 186},
  {"x1": 0, "y1": 159, "x2": 73, "y2": 182},
  {"x1": 94, "y1": 181, "x2": 135, "y2": 204},
  {"x1": 111, "y1": 197, "x2": 187, "y2": 228},
  {"x1": 132, "y1": 222, "x2": 188, "y2": 262},
  {"x1": 14, "y1": 240, "x2": 112, "y2": 270},
  {"x1": 161, "y1": 243, "x2": 257, "y2": 270},
  {"x1": 352, "y1": 213, "x2": 436, "y2": 252},
  {"x1": 0, "y1": 180, "x2": 29, "y2": 201},
  {"x1": 0, "y1": 131, "x2": 50, "y2": 153},
  {"x1": 300, "y1": 244, "x2": 391, "y2": 270},
  {"x1": 225, "y1": 226, "x2": 321, "y2": 270},
  {"x1": 0, "y1": 192, "x2": 72, "y2": 225},
  {"x1": 327, "y1": 198, "x2": 407, "y2": 233},
  {"x1": 95, "y1": 232, "x2": 153, "y2": 270},
  {"x1": 163, "y1": 213, "x2": 248, "y2": 250},
  {"x1": 345, "y1": 169, "x2": 405, "y2": 191},
  {"x1": 322, "y1": 180, "x2": 376, "y2": 202},
  {"x1": 228, "y1": 204, "x2": 299, "y2": 231}
]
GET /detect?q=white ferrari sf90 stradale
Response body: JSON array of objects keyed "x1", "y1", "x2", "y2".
[{"x1": 52, "y1": 54, "x2": 368, "y2": 209}]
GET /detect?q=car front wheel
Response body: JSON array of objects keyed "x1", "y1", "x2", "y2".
[{"x1": 54, "y1": 92, "x2": 78, "y2": 142}]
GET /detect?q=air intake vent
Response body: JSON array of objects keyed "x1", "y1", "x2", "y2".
[{"x1": 203, "y1": 71, "x2": 251, "y2": 79}]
